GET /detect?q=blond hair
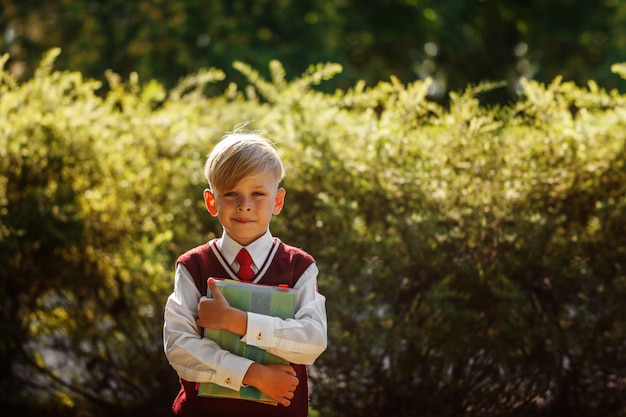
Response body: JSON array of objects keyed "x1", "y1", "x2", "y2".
[{"x1": 204, "y1": 132, "x2": 285, "y2": 192}]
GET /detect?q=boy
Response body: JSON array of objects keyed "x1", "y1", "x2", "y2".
[{"x1": 163, "y1": 132, "x2": 328, "y2": 417}]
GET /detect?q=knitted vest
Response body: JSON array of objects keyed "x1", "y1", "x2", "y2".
[{"x1": 172, "y1": 238, "x2": 314, "y2": 417}]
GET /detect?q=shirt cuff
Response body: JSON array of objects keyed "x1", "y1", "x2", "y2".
[
  {"x1": 212, "y1": 353, "x2": 254, "y2": 390},
  {"x1": 242, "y1": 311, "x2": 275, "y2": 348}
]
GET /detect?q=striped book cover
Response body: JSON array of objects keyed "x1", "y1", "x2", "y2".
[{"x1": 198, "y1": 278, "x2": 298, "y2": 405}]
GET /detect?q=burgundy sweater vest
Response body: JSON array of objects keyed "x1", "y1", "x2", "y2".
[{"x1": 172, "y1": 238, "x2": 314, "y2": 417}]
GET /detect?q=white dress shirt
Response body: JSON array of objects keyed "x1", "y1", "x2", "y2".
[{"x1": 163, "y1": 230, "x2": 327, "y2": 391}]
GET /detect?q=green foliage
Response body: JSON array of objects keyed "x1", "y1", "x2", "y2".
[
  {"x1": 0, "y1": 49, "x2": 252, "y2": 415},
  {"x1": 2, "y1": 51, "x2": 626, "y2": 417},
  {"x1": 2, "y1": 0, "x2": 626, "y2": 100}
]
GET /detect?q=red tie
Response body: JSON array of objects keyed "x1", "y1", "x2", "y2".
[{"x1": 235, "y1": 248, "x2": 255, "y2": 281}]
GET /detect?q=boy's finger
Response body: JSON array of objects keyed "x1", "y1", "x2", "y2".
[
  {"x1": 280, "y1": 364, "x2": 297, "y2": 377},
  {"x1": 207, "y1": 278, "x2": 224, "y2": 300}
]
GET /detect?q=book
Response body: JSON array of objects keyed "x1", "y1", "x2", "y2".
[{"x1": 197, "y1": 278, "x2": 298, "y2": 405}]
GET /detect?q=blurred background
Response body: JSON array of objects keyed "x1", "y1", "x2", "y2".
[{"x1": 2, "y1": 0, "x2": 625, "y2": 102}]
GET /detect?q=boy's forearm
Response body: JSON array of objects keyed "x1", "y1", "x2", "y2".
[
  {"x1": 243, "y1": 306, "x2": 327, "y2": 364},
  {"x1": 242, "y1": 362, "x2": 262, "y2": 387},
  {"x1": 224, "y1": 307, "x2": 248, "y2": 336},
  {"x1": 242, "y1": 363, "x2": 299, "y2": 407}
]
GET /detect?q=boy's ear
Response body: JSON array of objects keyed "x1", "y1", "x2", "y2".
[
  {"x1": 204, "y1": 189, "x2": 219, "y2": 216},
  {"x1": 273, "y1": 187, "x2": 286, "y2": 215}
]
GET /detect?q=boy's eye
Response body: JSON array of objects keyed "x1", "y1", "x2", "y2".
[{"x1": 222, "y1": 191, "x2": 266, "y2": 197}]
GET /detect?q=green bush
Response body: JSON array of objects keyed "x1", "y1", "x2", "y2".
[{"x1": 1, "y1": 50, "x2": 626, "y2": 417}]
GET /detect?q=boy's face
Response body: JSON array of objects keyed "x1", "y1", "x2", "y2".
[{"x1": 204, "y1": 172, "x2": 285, "y2": 246}]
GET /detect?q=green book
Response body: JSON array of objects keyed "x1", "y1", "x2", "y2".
[{"x1": 198, "y1": 278, "x2": 298, "y2": 405}]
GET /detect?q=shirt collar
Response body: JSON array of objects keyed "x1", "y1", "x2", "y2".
[{"x1": 218, "y1": 229, "x2": 273, "y2": 267}]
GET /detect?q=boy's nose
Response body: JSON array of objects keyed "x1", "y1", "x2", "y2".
[{"x1": 237, "y1": 197, "x2": 252, "y2": 211}]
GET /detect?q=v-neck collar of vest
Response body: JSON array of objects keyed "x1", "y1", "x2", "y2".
[{"x1": 209, "y1": 237, "x2": 281, "y2": 284}]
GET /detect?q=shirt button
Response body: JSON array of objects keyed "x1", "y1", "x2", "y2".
[
  {"x1": 257, "y1": 332, "x2": 263, "y2": 341},
  {"x1": 225, "y1": 377, "x2": 231, "y2": 385}
]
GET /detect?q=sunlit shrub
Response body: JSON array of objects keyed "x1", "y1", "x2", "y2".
[{"x1": 1, "y1": 50, "x2": 625, "y2": 417}]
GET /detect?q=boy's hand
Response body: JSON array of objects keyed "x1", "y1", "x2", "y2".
[
  {"x1": 243, "y1": 363, "x2": 299, "y2": 407},
  {"x1": 197, "y1": 278, "x2": 247, "y2": 335}
]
